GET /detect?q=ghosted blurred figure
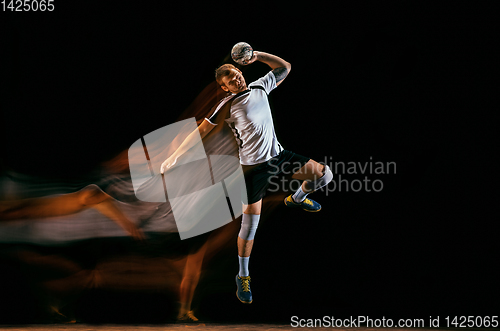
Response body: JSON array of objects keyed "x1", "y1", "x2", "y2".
[
  {"x1": 0, "y1": 183, "x2": 144, "y2": 240},
  {"x1": 0, "y1": 80, "x2": 244, "y2": 323},
  {"x1": 0, "y1": 166, "x2": 240, "y2": 323}
]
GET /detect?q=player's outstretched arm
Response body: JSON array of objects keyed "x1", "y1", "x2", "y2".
[
  {"x1": 160, "y1": 119, "x2": 215, "y2": 174},
  {"x1": 245, "y1": 51, "x2": 291, "y2": 86}
]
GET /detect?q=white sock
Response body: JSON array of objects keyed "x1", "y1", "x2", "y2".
[
  {"x1": 238, "y1": 256, "x2": 250, "y2": 277},
  {"x1": 292, "y1": 165, "x2": 334, "y2": 202},
  {"x1": 292, "y1": 185, "x2": 308, "y2": 202}
]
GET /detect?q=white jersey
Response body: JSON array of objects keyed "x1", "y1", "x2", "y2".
[{"x1": 206, "y1": 71, "x2": 283, "y2": 165}]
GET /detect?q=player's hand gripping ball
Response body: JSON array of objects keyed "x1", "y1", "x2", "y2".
[{"x1": 231, "y1": 42, "x2": 254, "y2": 65}]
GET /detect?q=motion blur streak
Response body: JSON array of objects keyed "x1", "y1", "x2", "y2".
[{"x1": 0, "y1": 81, "x2": 250, "y2": 322}]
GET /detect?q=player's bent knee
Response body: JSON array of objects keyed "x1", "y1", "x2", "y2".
[
  {"x1": 243, "y1": 200, "x2": 262, "y2": 215},
  {"x1": 305, "y1": 165, "x2": 333, "y2": 192},
  {"x1": 238, "y1": 214, "x2": 260, "y2": 241}
]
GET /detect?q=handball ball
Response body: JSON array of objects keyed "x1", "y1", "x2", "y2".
[{"x1": 231, "y1": 42, "x2": 253, "y2": 65}]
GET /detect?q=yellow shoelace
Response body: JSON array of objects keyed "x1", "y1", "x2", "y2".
[
  {"x1": 289, "y1": 196, "x2": 313, "y2": 206},
  {"x1": 240, "y1": 276, "x2": 251, "y2": 292},
  {"x1": 303, "y1": 198, "x2": 313, "y2": 206}
]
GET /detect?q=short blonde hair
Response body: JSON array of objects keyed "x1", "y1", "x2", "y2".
[{"x1": 215, "y1": 63, "x2": 238, "y2": 87}]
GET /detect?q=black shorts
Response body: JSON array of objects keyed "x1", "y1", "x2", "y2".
[{"x1": 242, "y1": 150, "x2": 310, "y2": 205}]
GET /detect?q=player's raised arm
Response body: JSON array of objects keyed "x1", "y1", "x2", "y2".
[
  {"x1": 160, "y1": 119, "x2": 215, "y2": 174},
  {"x1": 246, "y1": 51, "x2": 291, "y2": 86}
]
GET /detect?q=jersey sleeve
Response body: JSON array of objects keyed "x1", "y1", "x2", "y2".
[
  {"x1": 205, "y1": 95, "x2": 233, "y2": 125},
  {"x1": 249, "y1": 71, "x2": 277, "y2": 94}
]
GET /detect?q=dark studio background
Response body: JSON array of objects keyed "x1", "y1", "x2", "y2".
[{"x1": 1, "y1": 1, "x2": 498, "y2": 325}]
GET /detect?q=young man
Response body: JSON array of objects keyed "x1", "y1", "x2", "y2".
[{"x1": 160, "y1": 49, "x2": 333, "y2": 304}]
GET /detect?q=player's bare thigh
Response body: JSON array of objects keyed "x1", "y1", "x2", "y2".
[
  {"x1": 243, "y1": 199, "x2": 262, "y2": 215},
  {"x1": 291, "y1": 159, "x2": 325, "y2": 181},
  {"x1": 0, "y1": 184, "x2": 109, "y2": 220}
]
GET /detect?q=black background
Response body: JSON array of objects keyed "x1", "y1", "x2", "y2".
[{"x1": 1, "y1": 1, "x2": 498, "y2": 325}]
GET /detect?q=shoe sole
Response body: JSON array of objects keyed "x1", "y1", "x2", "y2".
[
  {"x1": 304, "y1": 206, "x2": 321, "y2": 212},
  {"x1": 236, "y1": 290, "x2": 253, "y2": 304},
  {"x1": 283, "y1": 197, "x2": 322, "y2": 212}
]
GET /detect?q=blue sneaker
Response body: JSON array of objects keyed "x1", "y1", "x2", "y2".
[
  {"x1": 284, "y1": 195, "x2": 322, "y2": 212},
  {"x1": 236, "y1": 275, "x2": 253, "y2": 304}
]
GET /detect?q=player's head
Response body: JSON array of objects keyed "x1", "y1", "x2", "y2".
[{"x1": 215, "y1": 64, "x2": 247, "y2": 94}]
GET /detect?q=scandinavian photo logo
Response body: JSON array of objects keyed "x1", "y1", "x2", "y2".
[{"x1": 268, "y1": 156, "x2": 396, "y2": 194}]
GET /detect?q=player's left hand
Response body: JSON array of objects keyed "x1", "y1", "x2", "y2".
[{"x1": 160, "y1": 154, "x2": 178, "y2": 174}]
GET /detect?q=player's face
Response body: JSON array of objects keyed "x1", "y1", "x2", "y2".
[{"x1": 221, "y1": 69, "x2": 247, "y2": 94}]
